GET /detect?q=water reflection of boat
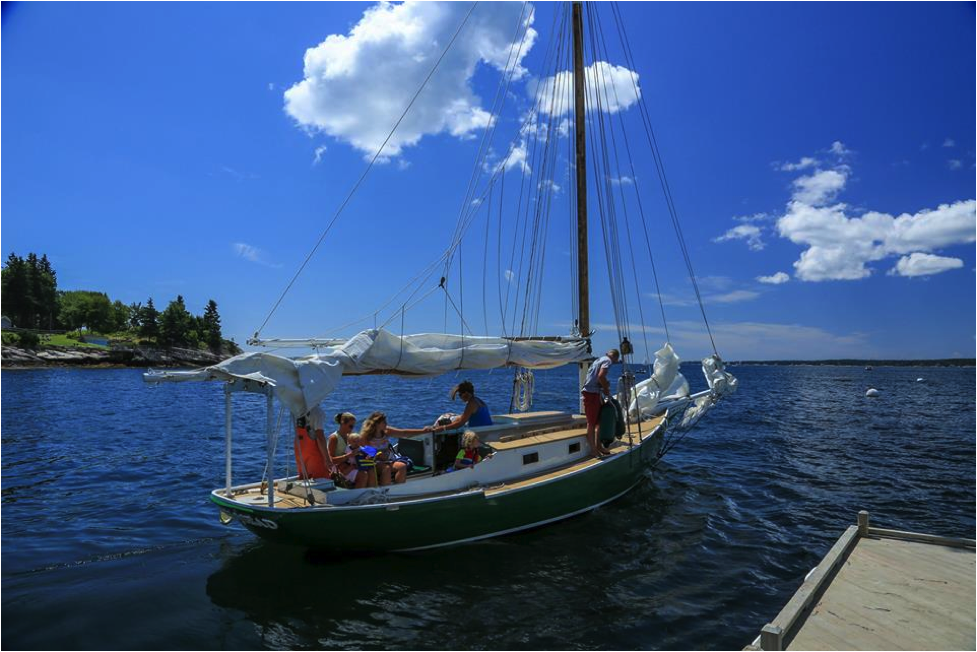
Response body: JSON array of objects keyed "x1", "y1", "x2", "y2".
[
  {"x1": 145, "y1": 2, "x2": 737, "y2": 551},
  {"x1": 205, "y1": 534, "x2": 594, "y2": 649}
]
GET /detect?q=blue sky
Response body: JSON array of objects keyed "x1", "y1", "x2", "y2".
[{"x1": 3, "y1": 1, "x2": 974, "y2": 361}]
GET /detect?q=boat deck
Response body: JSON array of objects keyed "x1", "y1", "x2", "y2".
[
  {"x1": 491, "y1": 414, "x2": 660, "y2": 451},
  {"x1": 228, "y1": 413, "x2": 665, "y2": 509},
  {"x1": 748, "y1": 511, "x2": 976, "y2": 651},
  {"x1": 487, "y1": 415, "x2": 663, "y2": 493}
]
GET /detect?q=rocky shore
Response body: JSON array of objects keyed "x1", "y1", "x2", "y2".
[{"x1": 2, "y1": 344, "x2": 230, "y2": 369}]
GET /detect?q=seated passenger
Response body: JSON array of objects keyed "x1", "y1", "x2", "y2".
[
  {"x1": 327, "y1": 412, "x2": 358, "y2": 487},
  {"x1": 446, "y1": 431, "x2": 482, "y2": 472},
  {"x1": 432, "y1": 381, "x2": 493, "y2": 434},
  {"x1": 348, "y1": 433, "x2": 378, "y2": 489},
  {"x1": 294, "y1": 406, "x2": 330, "y2": 479},
  {"x1": 361, "y1": 411, "x2": 431, "y2": 486}
]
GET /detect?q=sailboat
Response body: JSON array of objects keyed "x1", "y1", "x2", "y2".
[{"x1": 145, "y1": 2, "x2": 737, "y2": 552}]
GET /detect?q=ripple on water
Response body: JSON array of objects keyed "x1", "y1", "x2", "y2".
[{"x1": 1, "y1": 364, "x2": 974, "y2": 650}]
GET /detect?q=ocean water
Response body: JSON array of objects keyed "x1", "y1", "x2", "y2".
[{"x1": 2, "y1": 364, "x2": 974, "y2": 650}]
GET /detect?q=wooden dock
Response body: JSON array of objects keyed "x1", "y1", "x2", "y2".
[{"x1": 747, "y1": 511, "x2": 975, "y2": 651}]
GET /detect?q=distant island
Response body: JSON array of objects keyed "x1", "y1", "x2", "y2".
[
  {"x1": 2, "y1": 251, "x2": 241, "y2": 369},
  {"x1": 727, "y1": 359, "x2": 974, "y2": 367}
]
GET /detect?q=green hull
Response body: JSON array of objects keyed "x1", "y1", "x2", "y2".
[{"x1": 213, "y1": 430, "x2": 663, "y2": 551}]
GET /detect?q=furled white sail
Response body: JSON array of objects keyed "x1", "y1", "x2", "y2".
[
  {"x1": 673, "y1": 356, "x2": 738, "y2": 431},
  {"x1": 627, "y1": 343, "x2": 683, "y2": 419},
  {"x1": 144, "y1": 328, "x2": 589, "y2": 416}
]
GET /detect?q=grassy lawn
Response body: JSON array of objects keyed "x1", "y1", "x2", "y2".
[
  {"x1": 3, "y1": 330, "x2": 225, "y2": 352},
  {"x1": 42, "y1": 334, "x2": 108, "y2": 349},
  {"x1": 105, "y1": 331, "x2": 155, "y2": 346}
]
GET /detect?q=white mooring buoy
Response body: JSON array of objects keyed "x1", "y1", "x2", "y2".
[{"x1": 865, "y1": 388, "x2": 881, "y2": 397}]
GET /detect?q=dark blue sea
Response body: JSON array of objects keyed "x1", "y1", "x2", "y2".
[{"x1": 2, "y1": 364, "x2": 974, "y2": 650}]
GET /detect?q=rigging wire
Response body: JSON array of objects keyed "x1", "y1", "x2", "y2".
[
  {"x1": 483, "y1": 181, "x2": 493, "y2": 336},
  {"x1": 590, "y1": 5, "x2": 670, "y2": 345},
  {"x1": 446, "y1": 1, "x2": 535, "y2": 267},
  {"x1": 583, "y1": 4, "x2": 629, "y2": 351},
  {"x1": 354, "y1": 3, "x2": 562, "y2": 344},
  {"x1": 609, "y1": 1, "x2": 718, "y2": 355},
  {"x1": 253, "y1": 1, "x2": 480, "y2": 340},
  {"x1": 588, "y1": 3, "x2": 654, "y2": 362},
  {"x1": 495, "y1": 174, "x2": 508, "y2": 336},
  {"x1": 295, "y1": 3, "x2": 536, "y2": 344},
  {"x1": 518, "y1": 10, "x2": 569, "y2": 337}
]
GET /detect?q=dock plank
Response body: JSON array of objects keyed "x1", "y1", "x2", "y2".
[{"x1": 786, "y1": 536, "x2": 976, "y2": 651}]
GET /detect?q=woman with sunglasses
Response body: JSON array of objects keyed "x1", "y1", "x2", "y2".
[
  {"x1": 359, "y1": 411, "x2": 432, "y2": 485},
  {"x1": 326, "y1": 412, "x2": 359, "y2": 485}
]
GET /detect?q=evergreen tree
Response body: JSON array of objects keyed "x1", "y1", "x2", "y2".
[
  {"x1": 1, "y1": 253, "x2": 28, "y2": 327},
  {"x1": 38, "y1": 255, "x2": 58, "y2": 329},
  {"x1": 26, "y1": 253, "x2": 42, "y2": 327},
  {"x1": 202, "y1": 299, "x2": 222, "y2": 352},
  {"x1": 2, "y1": 252, "x2": 59, "y2": 329},
  {"x1": 159, "y1": 295, "x2": 191, "y2": 347},
  {"x1": 139, "y1": 298, "x2": 159, "y2": 339}
]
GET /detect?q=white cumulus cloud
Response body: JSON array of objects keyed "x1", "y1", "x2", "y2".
[
  {"x1": 536, "y1": 61, "x2": 641, "y2": 117},
  {"x1": 284, "y1": 2, "x2": 537, "y2": 159},
  {"x1": 713, "y1": 224, "x2": 764, "y2": 251},
  {"x1": 889, "y1": 252, "x2": 964, "y2": 277},
  {"x1": 774, "y1": 149, "x2": 976, "y2": 281},
  {"x1": 779, "y1": 157, "x2": 818, "y2": 172},
  {"x1": 791, "y1": 168, "x2": 849, "y2": 206},
  {"x1": 716, "y1": 143, "x2": 975, "y2": 283},
  {"x1": 757, "y1": 272, "x2": 790, "y2": 284}
]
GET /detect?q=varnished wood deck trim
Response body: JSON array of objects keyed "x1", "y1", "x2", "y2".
[
  {"x1": 489, "y1": 414, "x2": 663, "y2": 451},
  {"x1": 495, "y1": 410, "x2": 580, "y2": 422},
  {"x1": 486, "y1": 416, "x2": 664, "y2": 494}
]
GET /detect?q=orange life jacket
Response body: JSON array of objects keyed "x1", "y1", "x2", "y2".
[{"x1": 294, "y1": 426, "x2": 329, "y2": 479}]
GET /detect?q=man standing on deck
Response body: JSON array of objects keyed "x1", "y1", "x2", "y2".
[{"x1": 581, "y1": 348, "x2": 620, "y2": 457}]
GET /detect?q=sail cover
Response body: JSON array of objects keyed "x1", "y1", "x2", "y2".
[{"x1": 144, "y1": 328, "x2": 589, "y2": 416}]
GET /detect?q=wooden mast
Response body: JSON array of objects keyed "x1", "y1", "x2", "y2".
[
  {"x1": 572, "y1": 2, "x2": 590, "y2": 407},
  {"x1": 572, "y1": 1, "x2": 589, "y2": 341}
]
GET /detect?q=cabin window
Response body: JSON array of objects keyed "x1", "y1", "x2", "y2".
[
  {"x1": 568, "y1": 442, "x2": 581, "y2": 454},
  {"x1": 522, "y1": 452, "x2": 539, "y2": 465}
]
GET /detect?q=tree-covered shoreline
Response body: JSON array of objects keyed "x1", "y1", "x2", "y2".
[
  {"x1": 2, "y1": 252, "x2": 240, "y2": 357},
  {"x1": 728, "y1": 359, "x2": 975, "y2": 367}
]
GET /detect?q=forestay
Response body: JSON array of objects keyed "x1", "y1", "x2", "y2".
[{"x1": 144, "y1": 328, "x2": 589, "y2": 416}]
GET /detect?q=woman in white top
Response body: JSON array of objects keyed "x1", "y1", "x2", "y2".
[{"x1": 326, "y1": 412, "x2": 358, "y2": 484}]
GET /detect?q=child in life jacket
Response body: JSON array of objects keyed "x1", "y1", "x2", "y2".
[
  {"x1": 447, "y1": 430, "x2": 482, "y2": 472},
  {"x1": 348, "y1": 433, "x2": 379, "y2": 489}
]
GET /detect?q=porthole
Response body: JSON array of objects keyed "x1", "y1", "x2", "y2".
[
  {"x1": 522, "y1": 452, "x2": 539, "y2": 465},
  {"x1": 568, "y1": 442, "x2": 581, "y2": 454}
]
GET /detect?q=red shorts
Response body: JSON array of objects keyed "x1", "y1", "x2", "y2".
[{"x1": 582, "y1": 391, "x2": 603, "y2": 427}]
